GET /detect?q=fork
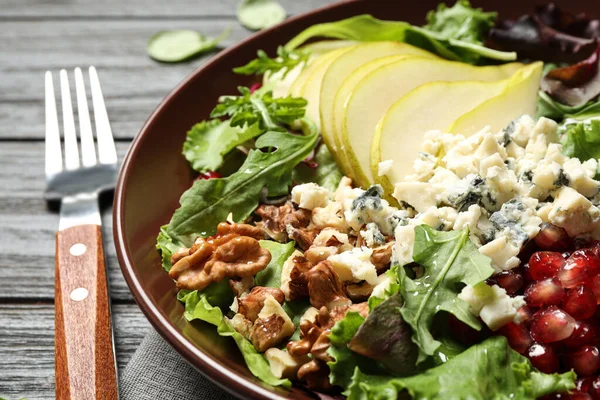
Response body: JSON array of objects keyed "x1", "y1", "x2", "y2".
[{"x1": 45, "y1": 67, "x2": 119, "y2": 400}]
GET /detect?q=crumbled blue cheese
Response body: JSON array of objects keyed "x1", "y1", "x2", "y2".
[
  {"x1": 378, "y1": 159, "x2": 394, "y2": 177},
  {"x1": 327, "y1": 247, "x2": 378, "y2": 285},
  {"x1": 478, "y1": 237, "x2": 521, "y2": 272},
  {"x1": 549, "y1": 186, "x2": 600, "y2": 236},
  {"x1": 291, "y1": 183, "x2": 330, "y2": 210},
  {"x1": 458, "y1": 284, "x2": 525, "y2": 331},
  {"x1": 360, "y1": 222, "x2": 386, "y2": 247}
]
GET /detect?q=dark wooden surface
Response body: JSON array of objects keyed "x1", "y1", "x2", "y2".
[{"x1": 0, "y1": 1, "x2": 334, "y2": 399}]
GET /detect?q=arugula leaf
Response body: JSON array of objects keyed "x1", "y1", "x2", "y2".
[
  {"x1": 400, "y1": 226, "x2": 494, "y2": 362},
  {"x1": 182, "y1": 120, "x2": 262, "y2": 173},
  {"x1": 156, "y1": 225, "x2": 183, "y2": 271},
  {"x1": 347, "y1": 336, "x2": 575, "y2": 400},
  {"x1": 327, "y1": 312, "x2": 385, "y2": 395},
  {"x1": 167, "y1": 125, "x2": 318, "y2": 246},
  {"x1": 425, "y1": 0, "x2": 496, "y2": 45},
  {"x1": 560, "y1": 119, "x2": 600, "y2": 162},
  {"x1": 292, "y1": 143, "x2": 343, "y2": 192},
  {"x1": 285, "y1": 14, "x2": 515, "y2": 64},
  {"x1": 237, "y1": 0, "x2": 286, "y2": 31},
  {"x1": 147, "y1": 28, "x2": 229, "y2": 63},
  {"x1": 255, "y1": 240, "x2": 296, "y2": 288},
  {"x1": 211, "y1": 86, "x2": 307, "y2": 131},
  {"x1": 234, "y1": 46, "x2": 310, "y2": 78},
  {"x1": 179, "y1": 290, "x2": 290, "y2": 388}
]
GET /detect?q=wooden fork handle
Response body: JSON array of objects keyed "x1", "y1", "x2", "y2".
[{"x1": 55, "y1": 224, "x2": 118, "y2": 400}]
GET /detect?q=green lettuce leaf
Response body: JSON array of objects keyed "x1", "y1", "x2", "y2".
[
  {"x1": 537, "y1": 90, "x2": 600, "y2": 121},
  {"x1": 282, "y1": 299, "x2": 312, "y2": 341},
  {"x1": 400, "y1": 226, "x2": 494, "y2": 362},
  {"x1": 292, "y1": 143, "x2": 343, "y2": 192},
  {"x1": 367, "y1": 265, "x2": 401, "y2": 311},
  {"x1": 179, "y1": 289, "x2": 291, "y2": 388},
  {"x1": 156, "y1": 225, "x2": 183, "y2": 271},
  {"x1": 327, "y1": 312, "x2": 386, "y2": 395},
  {"x1": 167, "y1": 124, "x2": 318, "y2": 246},
  {"x1": 347, "y1": 336, "x2": 576, "y2": 400},
  {"x1": 255, "y1": 240, "x2": 296, "y2": 288},
  {"x1": 182, "y1": 120, "x2": 262, "y2": 173},
  {"x1": 424, "y1": 0, "x2": 495, "y2": 46},
  {"x1": 285, "y1": 14, "x2": 515, "y2": 64},
  {"x1": 560, "y1": 119, "x2": 600, "y2": 162}
]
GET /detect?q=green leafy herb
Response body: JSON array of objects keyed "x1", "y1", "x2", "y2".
[
  {"x1": 400, "y1": 226, "x2": 494, "y2": 362},
  {"x1": 255, "y1": 240, "x2": 296, "y2": 288},
  {"x1": 237, "y1": 0, "x2": 286, "y2": 31},
  {"x1": 349, "y1": 292, "x2": 417, "y2": 377},
  {"x1": 292, "y1": 143, "x2": 343, "y2": 192},
  {"x1": 285, "y1": 14, "x2": 515, "y2": 65},
  {"x1": 166, "y1": 124, "x2": 318, "y2": 246},
  {"x1": 183, "y1": 120, "x2": 262, "y2": 173},
  {"x1": 211, "y1": 86, "x2": 307, "y2": 131},
  {"x1": 234, "y1": 46, "x2": 310, "y2": 78},
  {"x1": 347, "y1": 336, "x2": 576, "y2": 400},
  {"x1": 327, "y1": 312, "x2": 386, "y2": 395},
  {"x1": 147, "y1": 28, "x2": 229, "y2": 63},
  {"x1": 538, "y1": 90, "x2": 600, "y2": 121},
  {"x1": 424, "y1": 0, "x2": 496, "y2": 46},
  {"x1": 179, "y1": 289, "x2": 290, "y2": 387},
  {"x1": 560, "y1": 119, "x2": 600, "y2": 162}
]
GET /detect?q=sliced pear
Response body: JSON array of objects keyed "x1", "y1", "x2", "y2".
[
  {"x1": 264, "y1": 40, "x2": 357, "y2": 99},
  {"x1": 319, "y1": 42, "x2": 438, "y2": 169},
  {"x1": 342, "y1": 58, "x2": 524, "y2": 188},
  {"x1": 372, "y1": 79, "x2": 512, "y2": 191},
  {"x1": 447, "y1": 62, "x2": 543, "y2": 135}
]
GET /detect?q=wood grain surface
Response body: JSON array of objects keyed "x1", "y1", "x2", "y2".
[{"x1": 0, "y1": 1, "x2": 335, "y2": 399}]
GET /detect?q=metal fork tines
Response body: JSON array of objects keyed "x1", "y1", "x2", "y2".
[{"x1": 45, "y1": 67, "x2": 118, "y2": 229}]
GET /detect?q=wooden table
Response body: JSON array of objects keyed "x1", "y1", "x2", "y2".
[{"x1": 0, "y1": 1, "x2": 334, "y2": 398}]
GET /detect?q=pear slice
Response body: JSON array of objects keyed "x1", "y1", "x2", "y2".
[
  {"x1": 264, "y1": 40, "x2": 357, "y2": 99},
  {"x1": 372, "y1": 79, "x2": 512, "y2": 192},
  {"x1": 342, "y1": 58, "x2": 524, "y2": 188},
  {"x1": 447, "y1": 62, "x2": 543, "y2": 135},
  {"x1": 319, "y1": 42, "x2": 438, "y2": 163}
]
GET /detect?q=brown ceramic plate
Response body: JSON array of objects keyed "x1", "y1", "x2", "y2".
[{"x1": 113, "y1": 0, "x2": 596, "y2": 398}]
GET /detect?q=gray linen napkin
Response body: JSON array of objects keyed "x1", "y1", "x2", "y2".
[{"x1": 120, "y1": 329, "x2": 238, "y2": 400}]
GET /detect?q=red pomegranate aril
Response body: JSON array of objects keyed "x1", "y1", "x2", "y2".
[
  {"x1": 527, "y1": 343, "x2": 560, "y2": 373},
  {"x1": 525, "y1": 278, "x2": 565, "y2": 307},
  {"x1": 448, "y1": 314, "x2": 489, "y2": 345},
  {"x1": 570, "y1": 393, "x2": 594, "y2": 400},
  {"x1": 563, "y1": 285, "x2": 597, "y2": 320},
  {"x1": 529, "y1": 252, "x2": 566, "y2": 280},
  {"x1": 563, "y1": 321, "x2": 598, "y2": 349},
  {"x1": 494, "y1": 271, "x2": 524, "y2": 295},
  {"x1": 499, "y1": 322, "x2": 533, "y2": 354},
  {"x1": 577, "y1": 377, "x2": 594, "y2": 393},
  {"x1": 530, "y1": 306, "x2": 576, "y2": 343},
  {"x1": 535, "y1": 223, "x2": 572, "y2": 251},
  {"x1": 558, "y1": 249, "x2": 600, "y2": 288},
  {"x1": 588, "y1": 276, "x2": 600, "y2": 305},
  {"x1": 590, "y1": 376, "x2": 600, "y2": 399},
  {"x1": 565, "y1": 346, "x2": 600, "y2": 376},
  {"x1": 516, "y1": 306, "x2": 534, "y2": 327},
  {"x1": 197, "y1": 171, "x2": 222, "y2": 180}
]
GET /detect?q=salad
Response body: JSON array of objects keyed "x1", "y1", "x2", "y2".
[{"x1": 157, "y1": 2, "x2": 600, "y2": 399}]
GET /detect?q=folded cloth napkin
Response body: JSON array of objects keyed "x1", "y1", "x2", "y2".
[{"x1": 120, "y1": 329, "x2": 238, "y2": 400}]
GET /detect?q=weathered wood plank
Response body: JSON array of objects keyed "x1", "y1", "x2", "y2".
[
  {"x1": 0, "y1": 142, "x2": 137, "y2": 301},
  {"x1": 0, "y1": 303, "x2": 151, "y2": 400},
  {"x1": 1, "y1": 0, "x2": 335, "y2": 18}
]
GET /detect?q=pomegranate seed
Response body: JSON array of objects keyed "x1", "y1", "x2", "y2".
[
  {"x1": 531, "y1": 306, "x2": 576, "y2": 343},
  {"x1": 516, "y1": 306, "x2": 534, "y2": 327},
  {"x1": 494, "y1": 271, "x2": 524, "y2": 295},
  {"x1": 527, "y1": 343, "x2": 560, "y2": 373},
  {"x1": 198, "y1": 171, "x2": 222, "y2": 180},
  {"x1": 558, "y1": 249, "x2": 600, "y2": 289},
  {"x1": 249, "y1": 83, "x2": 262, "y2": 93},
  {"x1": 534, "y1": 223, "x2": 572, "y2": 251},
  {"x1": 525, "y1": 278, "x2": 565, "y2": 307},
  {"x1": 448, "y1": 314, "x2": 489, "y2": 345},
  {"x1": 499, "y1": 322, "x2": 533, "y2": 353},
  {"x1": 587, "y1": 276, "x2": 600, "y2": 305},
  {"x1": 590, "y1": 376, "x2": 600, "y2": 399},
  {"x1": 563, "y1": 252, "x2": 572, "y2": 259},
  {"x1": 529, "y1": 252, "x2": 566, "y2": 280},
  {"x1": 563, "y1": 285, "x2": 597, "y2": 320},
  {"x1": 570, "y1": 393, "x2": 593, "y2": 400},
  {"x1": 539, "y1": 394, "x2": 570, "y2": 400},
  {"x1": 577, "y1": 377, "x2": 594, "y2": 393},
  {"x1": 521, "y1": 264, "x2": 535, "y2": 283},
  {"x1": 563, "y1": 321, "x2": 598, "y2": 349},
  {"x1": 565, "y1": 346, "x2": 600, "y2": 376}
]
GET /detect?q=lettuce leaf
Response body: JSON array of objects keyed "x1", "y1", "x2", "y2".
[
  {"x1": 179, "y1": 289, "x2": 291, "y2": 388},
  {"x1": 424, "y1": 0, "x2": 495, "y2": 46},
  {"x1": 182, "y1": 120, "x2": 263, "y2": 173},
  {"x1": 156, "y1": 225, "x2": 183, "y2": 271},
  {"x1": 255, "y1": 240, "x2": 296, "y2": 288},
  {"x1": 166, "y1": 123, "x2": 318, "y2": 246},
  {"x1": 282, "y1": 299, "x2": 312, "y2": 341},
  {"x1": 560, "y1": 119, "x2": 600, "y2": 162},
  {"x1": 327, "y1": 312, "x2": 385, "y2": 394},
  {"x1": 400, "y1": 226, "x2": 494, "y2": 362},
  {"x1": 292, "y1": 143, "x2": 343, "y2": 192},
  {"x1": 285, "y1": 14, "x2": 515, "y2": 64},
  {"x1": 346, "y1": 336, "x2": 575, "y2": 400}
]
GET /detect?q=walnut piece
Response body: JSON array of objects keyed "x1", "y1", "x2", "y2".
[
  {"x1": 298, "y1": 359, "x2": 331, "y2": 391},
  {"x1": 229, "y1": 276, "x2": 254, "y2": 297},
  {"x1": 286, "y1": 226, "x2": 316, "y2": 251},
  {"x1": 306, "y1": 261, "x2": 351, "y2": 310},
  {"x1": 371, "y1": 243, "x2": 393, "y2": 272},
  {"x1": 265, "y1": 348, "x2": 310, "y2": 379},
  {"x1": 284, "y1": 255, "x2": 313, "y2": 301},
  {"x1": 250, "y1": 295, "x2": 295, "y2": 352},
  {"x1": 255, "y1": 202, "x2": 311, "y2": 242},
  {"x1": 238, "y1": 286, "x2": 285, "y2": 322},
  {"x1": 169, "y1": 224, "x2": 271, "y2": 291}
]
